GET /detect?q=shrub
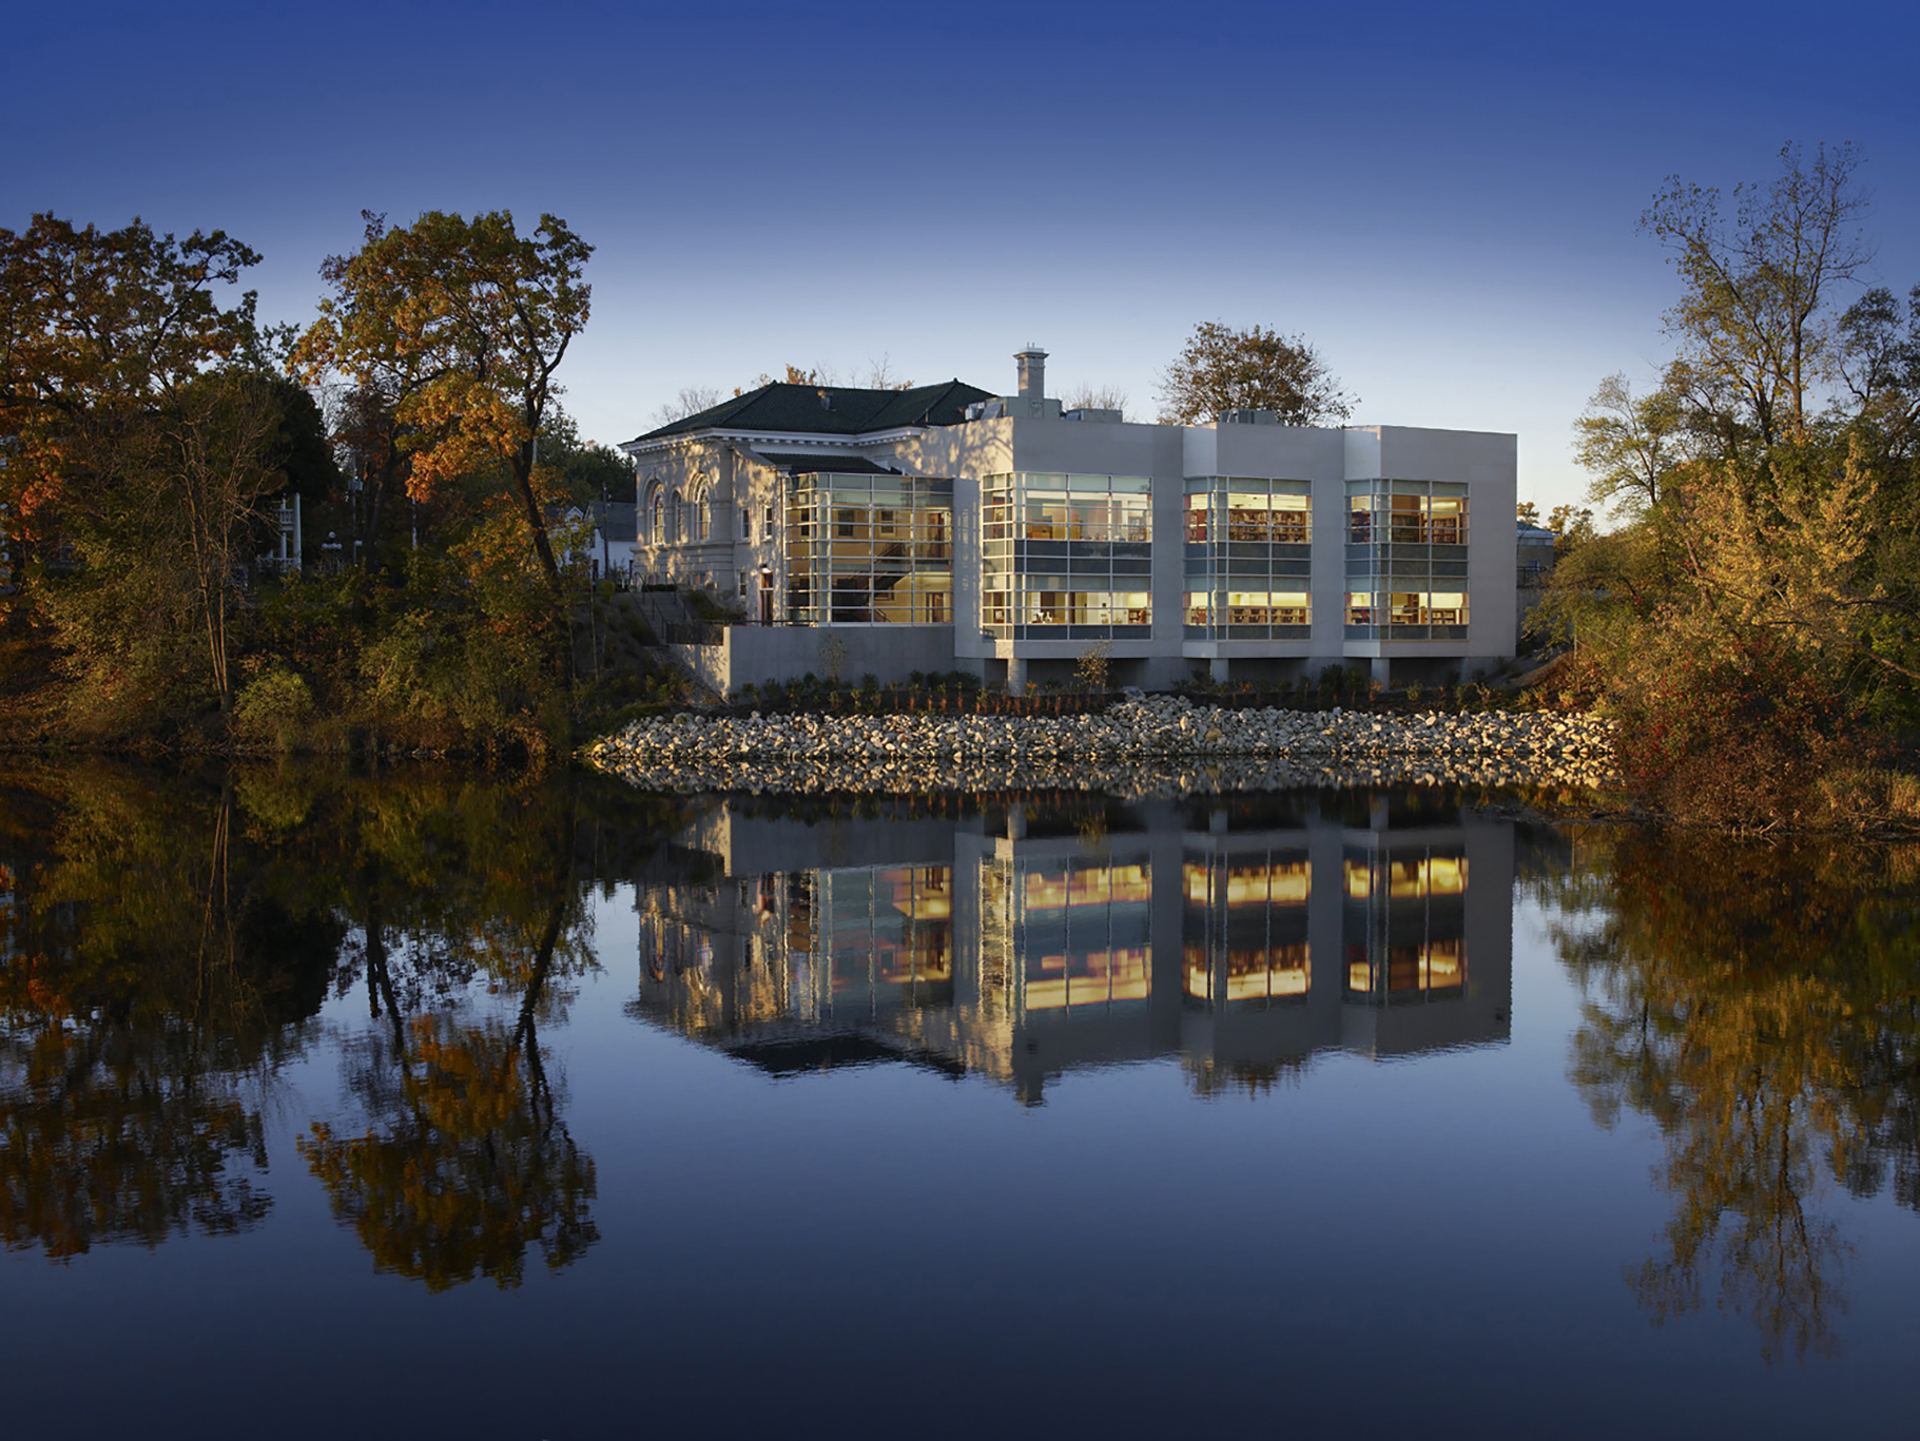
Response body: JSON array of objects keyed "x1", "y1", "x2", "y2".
[
  {"x1": 1609, "y1": 628, "x2": 1867, "y2": 827},
  {"x1": 1076, "y1": 639, "x2": 1113, "y2": 692},
  {"x1": 233, "y1": 665, "x2": 316, "y2": 752}
]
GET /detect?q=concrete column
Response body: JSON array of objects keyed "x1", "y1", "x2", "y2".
[
  {"x1": 1371, "y1": 656, "x2": 1392, "y2": 686},
  {"x1": 1006, "y1": 656, "x2": 1026, "y2": 691},
  {"x1": 1209, "y1": 656, "x2": 1229, "y2": 684}
]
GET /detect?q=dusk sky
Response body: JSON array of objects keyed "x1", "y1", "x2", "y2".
[{"x1": 7, "y1": 0, "x2": 1916, "y2": 513}]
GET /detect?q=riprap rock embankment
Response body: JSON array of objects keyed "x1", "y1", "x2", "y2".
[{"x1": 584, "y1": 696, "x2": 1616, "y2": 797}]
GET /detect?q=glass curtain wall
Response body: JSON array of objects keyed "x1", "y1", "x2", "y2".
[
  {"x1": 979, "y1": 853, "x2": 1154, "y2": 1016},
  {"x1": 785, "y1": 472, "x2": 952, "y2": 625},
  {"x1": 815, "y1": 866, "x2": 955, "y2": 1014},
  {"x1": 1343, "y1": 479, "x2": 1470, "y2": 638},
  {"x1": 1341, "y1": 846, "x2": 1468, "y2": 1003},
  {"x1": 982, "y1": 473, "x2": 1152, "y2": 639},
  {"x1": 1182, "y1": 477, "x2": 1313, "y2": 639},
  {"x1": 1181, "y1": 849, "x2": 1312, "y2": 1007}
]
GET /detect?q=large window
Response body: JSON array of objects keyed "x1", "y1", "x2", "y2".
[
  {"x1": 1182, "y1": 851, "x2": 1311, "y2": 1009},
  {"x1": 1185, "y1": 483, "x2": 1311, "y2": 544},
  {"x1": 1341, "y1": 846, "x2": 1468, "y2": 1005},
  {"x1": 1345, "y1": 479, "x2": 1470, "y2": 639},
  {"x1": 982, "y1": 473, "x2": 1152, "y2": 638},
  {"x1": 784, "y1": 471, "x2": 952, "y2": 625},
  {"x1": 979, "y1": 853, "x2": 1154, "y2": 1016},
  {"x1": 1183, "y1": 476, "x2": 1313, "y2": 640},
  {"x1": 687, "y1": 481, "x2": 711, "y2": 542},
  {"x1": 1349, "y1": 489, "x2": 1469, "y2": 545}
]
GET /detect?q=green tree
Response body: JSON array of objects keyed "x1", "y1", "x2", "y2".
[
  {"x1": 537, "y1": 409, "x2": 634, "y2": 505},
  {"x1": 1546, "y1": 503, "x2": 1597, "y2": 560},
  {"x1": 0, "y1": 215, "x2": 262, "y2": 539},
  {"x1": 1573, "y1": 373, "x2": 1688, "y2": 520},
  {"x1": 1156, "y1": 321, "x2": 1354, "y2": 426},
  {"x1": 1838, "y1": 283, "x2": 1920, "y2": 445},
  {"x1": 41, "y1": 370, "x2": 330, "y2": 725}
]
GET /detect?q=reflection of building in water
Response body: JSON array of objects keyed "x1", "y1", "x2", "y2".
[{"x1": 629, "y1": 796, "x2": 1512, "y2": 1103}]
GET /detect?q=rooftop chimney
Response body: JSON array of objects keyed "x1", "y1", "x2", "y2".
[{"x1": 1015, "y1": 346, "x2": 1047, "y2": 401}]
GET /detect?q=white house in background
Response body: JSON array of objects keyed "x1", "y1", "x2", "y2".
[
  {"x1": 554, "y1": 501, "x2": 641, "y2": 584},
  {"x1": 586, "y1": 502, "x2": 638, "y2": 584},
  {"x1": 621, "y1": 349, "x2": 1517, "y2": 692}
]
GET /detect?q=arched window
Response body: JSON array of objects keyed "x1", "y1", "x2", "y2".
[
  {"x1": 647, "y1": 483, "x2": 665, "y2": 544},
  {"x1": 669, "y1": 489, "x2": 684, "y2": 544},
  {"x1": 689, "y1": 481, "x2": 712, "y2": 542}
]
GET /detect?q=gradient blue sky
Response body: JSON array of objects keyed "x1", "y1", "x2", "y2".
[{"x1": 7, "y1": 0, "x2": 1916, "y2": 512}]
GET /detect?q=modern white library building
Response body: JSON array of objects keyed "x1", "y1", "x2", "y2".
[{"x1": 619, "y1": 349, "x2": 1517, "y2": 691}]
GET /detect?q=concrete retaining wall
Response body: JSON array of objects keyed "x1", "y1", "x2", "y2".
[{"x1": 671, "y1": 624, "x2": 959, "y2": 695}]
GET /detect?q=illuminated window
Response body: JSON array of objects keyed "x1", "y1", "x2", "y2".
[
  {"x1": 1003, "y1": 859, "x2": 1154, "y2": 1011},
  {"x1": 784, "y1": 472, "x2": 953, "y2": 625},
  {"x1": 1181, "y1": 854, "x2": 1312, "y2": 1008},
  {"x1": 980, "y1": 473, "x2": 1151, "y2": 637},
  {"x1": 1348, "y1": 494, "x2": 1373, "y2": 543},
  {"x1": 1185, "y1": 493, "x2": 1210, "y2": 542},
  {"x1": 1341, "y1": 848, "x2": 1470, "y2": 1004}
]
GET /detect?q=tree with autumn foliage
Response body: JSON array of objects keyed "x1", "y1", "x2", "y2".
[
  {"x1": 292, "y1": 210, "x2": 593, "y2": 589},
  {"x1": 0, "y1": 215, "x2": 339, "y2": 731},
  {"x1": 1156, "y1": 321, "x2": 1354, "y2": 426},
  {"x1": 1537, "y1": 827, "x2": 1920, "y2": 1360},
  {"x1": 0, "y1": 214, "x2": 263, "y2": 534},
  {"x1": 1543, "y1": 144, "x2": 1920, "y2": 824}
]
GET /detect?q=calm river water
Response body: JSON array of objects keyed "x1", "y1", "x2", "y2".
[{"x1": 1, "y1": 764, "x2": 1915, "y2": 1437}]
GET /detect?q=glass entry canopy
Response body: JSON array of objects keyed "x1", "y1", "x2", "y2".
[
  {"x1": 784, "y1": 471, "x2": 953, "y2": 624},
  {"x1": 982, "y1": 473, "x2": 1152, "y2": 639}
]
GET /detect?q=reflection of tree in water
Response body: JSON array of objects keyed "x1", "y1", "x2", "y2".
[
  {"x1": 0, "y1": 769, "x2": 336, "y2": 1256},
  {"x1": 1183, "y1": 1054, "x2": 1310, "y2": 1100},
  {"x1": 301, "y1": 1015, "x2": 595, "y2": 1290},
  {"x1": 0, "y1": 761, "x2": 667, "y2": 1272},
  {"x1": 302, "y1": 844, "x2": 602, "y2": 1291},
  {"x1": 1542, "y1": 831, "x2": 1920, "y2": 1361},
  {"x1": 0, "y1": 1026, "x2": 273, "y2": 1256}
]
